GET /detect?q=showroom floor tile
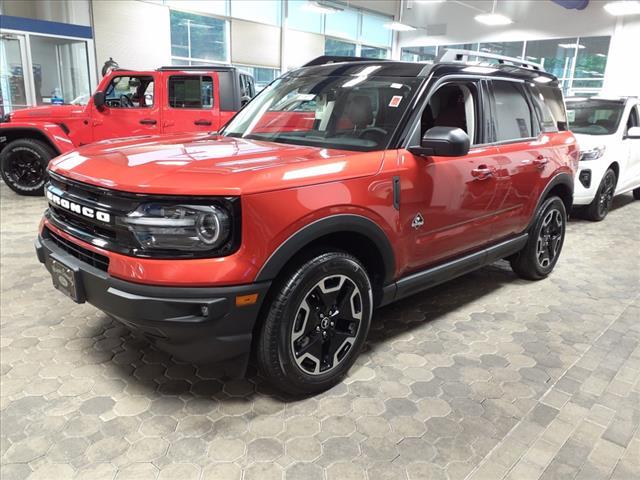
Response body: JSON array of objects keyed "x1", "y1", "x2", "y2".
[{"x1": 1, "y1": 182, "x2": 639, "y2": 480}]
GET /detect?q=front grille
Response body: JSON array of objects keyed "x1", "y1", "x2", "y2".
[{"x1": 44, "y1": 228, "x2": 110, "y2": 272}]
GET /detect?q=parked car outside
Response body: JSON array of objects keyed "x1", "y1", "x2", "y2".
[
  {"x1": 567, "y1": 96, "x2": 640, "y2": 221},
  {"x1": 0, "y1": 66, "x2": 256, "y2": 196},
  {"x1": 35, "y1": 54, "x2": 578, "y2": 394}
]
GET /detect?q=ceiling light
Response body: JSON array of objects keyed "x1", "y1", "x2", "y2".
[
  {"x1": 604, "y1": 1, "x2": 640, "y2": 15},
  {"x1": 474, "y1": 13, "x2": 513, "y2": 25},
  {"x1": 383, "y1": 21, "x2": 416, "y2": 31},
  {"x1": 302, "y1": 1, "x2": 343, "y2": 14},
  {"x1": 595, "y1": 53, "x2": 607, "y2": 57},
  {"x1": 558, "y1": 43, "x2": 585, "y2": 49},
  {"x1": 415, "y1": 0, "x2": 446, "y2": 3},
  {"x1": 533, "y1": 76, "x2": 553, "y2": 84}
]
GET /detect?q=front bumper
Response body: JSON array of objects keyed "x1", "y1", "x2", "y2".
[{"x1": 35, "y1": 233, "x2": 270, "y2": 373}]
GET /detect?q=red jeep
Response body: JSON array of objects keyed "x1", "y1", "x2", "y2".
[
  {"x1": 0, "y1": 66, "x2": 255, "y2": 195},
  {"x1": 36, "y1": 53, "x2": 578, "y2": 395}
]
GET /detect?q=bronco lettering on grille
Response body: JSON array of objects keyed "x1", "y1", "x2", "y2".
[{"x1": 47, "y1": 191, "x2": 111, "y2": 223}]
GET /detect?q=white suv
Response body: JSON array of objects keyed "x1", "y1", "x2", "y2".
[{"x1": 567, "y1": 96, "x2": 640, "y2": 221}]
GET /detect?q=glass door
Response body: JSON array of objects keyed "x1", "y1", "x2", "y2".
[{"x1": 0, "y1": 33, "x2": 31, "y2": 113}]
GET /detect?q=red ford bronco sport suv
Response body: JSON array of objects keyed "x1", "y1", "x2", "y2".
[
  {"x1": 0, "y1": 66, "x2": 255, "y2": 196},
  {"x1": 36, "y1": 53, "x2": 578, "y2": 395}
]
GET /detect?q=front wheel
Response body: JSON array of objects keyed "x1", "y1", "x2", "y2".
[
  {"x1": 584, "y1": 168, "x2": 617, "y2": 221},
  {"x1": 256, "y1": 252, "x2": 372, "y2": 396},
  {"x1": 0, "y1": 139, "x2": 54, "y2": 196},
  {"x1": 510, "y1": 196, "x2": 567, "y2": 281}
]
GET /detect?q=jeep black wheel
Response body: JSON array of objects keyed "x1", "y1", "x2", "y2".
[
  {"x1": 256, "y1": 252, "x2": 372, "y2": 395},
  {"x1": 0, "y1": 139, "x2": 54, "y2": 196},
  {"x1": 510, "y1": 196, "x2": 566, "y2": 281},
  {"x1": 585, "y1": 168, "x2": 616, "y2": 221}
]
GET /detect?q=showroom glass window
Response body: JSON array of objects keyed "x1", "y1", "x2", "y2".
[
  {"x1": 324, "y1": 8, "x2": 359, "y2": 40},
  {"x1": 361, "y1": 46, "x2": 388, "y2": 59},
  {"x1": 401, "y1": 46, "x2": 437, "y2": 63},
  {"x1": 27, "y1": 35, "x2": 91, "y2": 106},
  {"x1": 105, "y1": 76, "x2": 154, "y2": 108},
  {"x1": 168, "y1": 76, "x2": 213, "y2": 108},
  {"x1": 492, "y1": 81, "x2": 534, "y2": 142},
  {"x1": 572, "y1": 36, "x2": 610, "y2": 91},
  {"x1": 325, "y1": 38, "x2": 356, "y2": 56},
  {"x1": 479, "y1": 41, "x2": 524, "y2": 59},
  {"x1": 170, "y1": 10, "x2": 228, "y2": 64},
  {"x1": 287, "y1": 0, "x2": 323, "y2": 33},
  {"x1": 361, "y1": 13, "x2": 392, "y2": 48},
  {"x1": 230, "y1": 0, "x2": 280, "y2": 26}
]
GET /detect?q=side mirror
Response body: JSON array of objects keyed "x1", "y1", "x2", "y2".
[
  {"x1": 625, "y1": 126, "x2": 640, "y2": 139},
  {"x1": 93, "y1": 91, "x2": 106, "y2": 110},
  {"x1": 408, "y1": 126, "x2": 470, "y2": 157}
]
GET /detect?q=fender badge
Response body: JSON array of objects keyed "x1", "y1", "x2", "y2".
[{"x1": 412, "y1": 213, "x2": 424, "y2": 229}]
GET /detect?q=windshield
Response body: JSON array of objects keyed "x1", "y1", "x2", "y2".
[
  {"x1": 221, "y1": 72, "x2": 422, "y2": 151},
  {"x1": 567, "y1": 100, "x2": 624, "y2": 135}
]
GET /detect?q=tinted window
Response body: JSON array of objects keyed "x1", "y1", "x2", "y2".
[
  {"x1": 538, "y1": 85, "x2": 568, "y2": 131},
  {"x1": 566, "y1": 100, "x2": 624, "y2": 135},
  {"x1": 168, "y1": 76, "x2": 213, "y2": 109},
  {"x1": 492, "y1": 81, "x2": 533, "y2": 142},
  {"x1": 419, "y1": 82, "x2": 479, "y2": 145},
  {"x1": 529, "y1": 86, "x2": 558, "y2": 133},
  {"x1": 104, "y1": 76, "x2": 154, "y2": 108}
]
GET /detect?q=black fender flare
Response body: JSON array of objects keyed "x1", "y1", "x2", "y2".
[
  {"x1": 255, "y1": 214, "x2": 396, "y2": 284},
  {"x1": 527, "y1": 172, "x2": 574, "y2": 231}
]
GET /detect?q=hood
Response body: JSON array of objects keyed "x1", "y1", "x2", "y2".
[
  {"x1": 573, "y1": 133, "x2": 613, "y2": 152},
  {"x1": 49, "y1": 133, "x2": 385, "y2": 196},
  {"x1": 9, "y1": 104, "x2": 85, "y2": 121}
]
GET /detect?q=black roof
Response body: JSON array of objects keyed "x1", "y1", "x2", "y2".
[
  {"x1": 291, "y1": 56, "x2": 558, "y2": 84},
  {"x1": 157, "y1": 65, "x2": 237, "y2": 72}
]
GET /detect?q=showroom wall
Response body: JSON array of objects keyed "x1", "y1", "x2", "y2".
[{"x1": 397, "y1": 0, "x2": 640, "y2": 96}]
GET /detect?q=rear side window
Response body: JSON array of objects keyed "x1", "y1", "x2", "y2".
[
  {"x1": 168, "y1": 76, "x2": 213, "y2": 109},
  {"x1": 537, "y1": 84, "x2": 568, "y2": 131},
  {"x1": 492, "y1": 80, "x2": 533, "y2": 142}
]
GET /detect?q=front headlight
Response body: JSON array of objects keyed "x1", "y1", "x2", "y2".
[
  {"x1": 579, "y1": 146, "x2": 606, "y2": 162},
  {"x1": 119, "y1": 203, "x2": 231, "y2": 252}
]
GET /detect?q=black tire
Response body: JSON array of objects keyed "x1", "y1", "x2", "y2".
[
  {"x1": 510, "y1": 196, "x2": 566, "y2": 281},
  {"x1": 584, "y1": 168, "x2": 617, "y2": 221},
  {"x1": 256, "y1": 252, "x2": 373, "y2": 396},
  {"x1": 633, "y1": 187, "x2": 640, "y2": 200},
  {"x1": 0, "y1": 138, "x2": 54, "y2": 196}
]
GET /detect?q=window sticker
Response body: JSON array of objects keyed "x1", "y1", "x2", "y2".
[{"x1": 389, "y1": 95, "x2": 403, "y2": 108}]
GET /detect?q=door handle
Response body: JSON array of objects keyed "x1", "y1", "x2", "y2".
[
  {"x1": 471, "y1": 165, "x2": 494, "y2": 180},
  {"x1": 533, "y1": 156, "x2": 549, "y2": 169},
  {"x1": 139, "y1": 118, "x2": 157, "y2": 125},
  {"x1": 194, "y1": 119, "x2": 212, "y2": 126}
]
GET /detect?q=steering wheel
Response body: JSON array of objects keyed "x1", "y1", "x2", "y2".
[
  {"x1": 358, "y1": 127, "x2": 388, "y2": 144},
  {"x1": 120, "y1": 94, "x2": 134, "y2": 108}
]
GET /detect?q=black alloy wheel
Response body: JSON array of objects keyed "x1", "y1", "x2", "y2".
[
  {"x1": 535, "y1": 208, "x2": 564, "y2": 269},
  {"x1": 291, "y1": 274, "x2": 363, "y2": 376},
  {"x1": 257, "y1": 251, "x2": 372, "y2": 395},
  {"x1": 510, "y1": 196, "x2": 567, "y2": 281},
  {"x1": 0, "y1": 139, "x2": 54, "y2": 196},
  {"x1": 585, "y1": 168, "x2": 617, "y2": 221}
]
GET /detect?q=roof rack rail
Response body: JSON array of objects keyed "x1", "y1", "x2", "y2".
[
  {"x1": 303, "y1": 55, "x2": 392, "y2": 67},
  {"x1": 438, "y1": 49, "x2": 544, "y2": 71},
  {"x1": 157, "y1": 64, "x2": 235, "y2": 71}
]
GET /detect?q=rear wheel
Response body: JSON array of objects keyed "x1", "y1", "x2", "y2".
[
  {"x1": 0, "y1": 139, "x2": 54, "y2": 196},
  {"x1": 256, "y1": 252, "x2": 372, "y2": 395},
  {"x1": 585, "y1": 168, "x2": 617, "y2": 221},
  {"x1": 510, "y1": 196, "x2": 566, "y2": 281}
]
